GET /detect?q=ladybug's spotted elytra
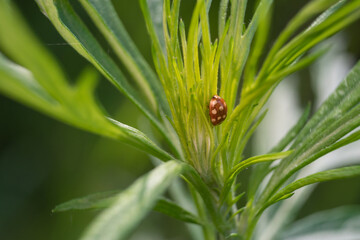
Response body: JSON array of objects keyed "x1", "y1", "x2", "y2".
[{"x1": 209, "y1": 95, "x2": 227, "y2": 126}]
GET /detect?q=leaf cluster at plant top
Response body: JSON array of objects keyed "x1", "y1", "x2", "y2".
[{"x1": 1, "y1": 0, "x2": 360, "y2": 239}]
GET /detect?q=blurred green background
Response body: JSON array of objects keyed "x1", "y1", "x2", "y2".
[{"x1": 1, "y1": 0, "x2": 360, "y2": 239}]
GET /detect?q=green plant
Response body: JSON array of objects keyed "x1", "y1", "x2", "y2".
[{"x1": 1, "y1": 0, "x2": 360, "y2": 239}]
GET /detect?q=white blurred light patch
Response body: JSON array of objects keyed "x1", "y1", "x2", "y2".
[{"x1": 253, "y1": 75, "x2": 302, "y2": 155}]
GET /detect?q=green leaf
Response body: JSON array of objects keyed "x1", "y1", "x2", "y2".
[
  {"x1": 108, "y1": 118, "x2": 173, "y2": 161},
  {"x1": 78, "y1": 0, "x2": 170, "y2": 116},
  {"x1": 259, "y1": 60, "x2": 360, "y2": 207},
  {"x1": 0, "y1": 0, "x2": 68, "y2": 102},
  {"x1": 230, "y1": 109, "x2": 269, "y2": 164},
  {"x1": 139, "y1": 0, "x2": 167, "y2": 72},
  {"x1": 248, "y1": 104, "x2": 311, "y2": 199},
  {"x1": 252, "y1": 166, "x2": 360, "y2": 239},
  {"x1": 220, "y1": 151, "x2": 292, "y2": 204},
  {"x1": 34, "y1": 0, "x2": 173, "y2": 146},
  {"x1": 266, "y1": 45, "x2": 329, "y2": 84},
  {"x1": 265, "y1": 166, "x2": 360, "y2": 211},
  {"x1": 80, "y1": 160, "x2": 184, "y2": 240},
  {"x1": 292, "y1": 64, "x2": 360, "y2": 151},
  {"x1": 218, "y1": 0, "x2": 229, "y2": 39},
  {"x1": 230, "y1": 151, "x2": 292, "y2": 180},
  {"x1": 0, "y1": 57, "x2": 172, "y2": 162},
  {"x1": 244, "y1": 0, "x2": 273, "y2": 42},
  {"x1": 0, "y1": 53, "x2": 57, "y2": 114},
  {"x1": 147, "y1": 0, "x2": 166, "y2": 54},
  {"x1": 0, "y1": 0, "x2": 173, "y2": 162},
  {"x1": 217, "y1": 0, "x2": 276, "y2": 153},
  {"x1": 53, "y1": 191, "x2": 118, "y2": 212},
  {"x1": 280, "y1": 206, "x2": 360, "y2": 239},
  {"x1": 221, "y1": 0, "x2": 272, "y2": 112},
  {"x1": 154, "y1": 198, "x2": 203, "y2": 225},
  {"x1": 243, "y1": 5, "x2": 272, "y2": 88},
  {"x1": 54, "y1": 191, "x2": 202, "y2": 225},
  {"x1": 226, "y1": 45, "x2": 324, "y2": 153},
  {"x1": 201, "y1": 0, "x2": 213, "y2": 44},
  {"x1": 261, "y1": 0, "x2": 360, "y2": 82},
  {"x1": 256, "y1": 0, "x2": 339, "y2": 84}
]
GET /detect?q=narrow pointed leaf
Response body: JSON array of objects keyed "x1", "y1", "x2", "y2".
[
  {"x1": 218, "y1": 0, "x2": 229, "y2": 38},
  {"x1": 248, "y1": 104, "x2": 311, "y2": 200},
  {"x1": 269, "y1": 166, "x2": 360, "y2": 205},
  {"x1": 154, "y1": 198, "x2": 203, "y2": 225},
  {"x1": 108, "y1": 118, "x2": 173, "y2": 161},
  {"x1": 147, "y1": 0, "x2": 166, "y2": 54},
  {"x1": 251, "y1": 166, "x2": 360, "y2": 239},
  {"x1": 34, "y1": 0, "x2": 171, "y2": 143},
  {"x1": 80, "y1": 160, "x2": 184, "y2": 240},
  {"x1": 220, "y1": 151, "x2": 292, "y2": 203},
  {"x1": 0, "y1": 0, "x2": 68, "y2": 101},
  {"x1": 256, "y1": 0, "x2": 339, "y2": 83},
  {"x1": 53, "y1": 190, "x2": 202, "y2": 225},
  {"x1": 0, "y1": 53, "x2": 57, "y2": 114},
  {"x1": 139, "y1": 0, "x2": 166, "y2": 70},
  {"x1": 79, "y1": 0, "x2": 170, "y2": 115},
  {"x1": 280, "y1": 206, "x2": 360, "y2": 239},
  {"x1": 259, "y1": 60, "x2": 360, "y2": 206},
  {"x1": 267, "y1": 0, "x2": 360, "y2": 79},
  {"x1": 0, "y1": 0, "x2": 173, "y2": 162},
  {"x1": 53, "y1": 191, "x2": 118, "y2": 212}
]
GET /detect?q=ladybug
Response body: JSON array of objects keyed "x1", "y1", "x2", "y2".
[{"x1": 209, "y1": 95, "x2": 227, "y2": 126}]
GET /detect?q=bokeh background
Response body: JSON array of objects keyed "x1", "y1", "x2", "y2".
[{"x1": 1, "y1": 0, "x2": 360, "y2": 239}]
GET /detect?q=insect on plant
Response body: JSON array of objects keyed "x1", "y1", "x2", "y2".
[
  {"x1": 1, "y1": 0, "x2": 360, "y2": 239},
  {"x1": 209, "y1": 95, "x2": 227, "y2": 126}
]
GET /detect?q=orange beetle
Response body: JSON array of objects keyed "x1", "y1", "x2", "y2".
[{"x1": 209, "y1": 95, "x2": 227, "y2": 126}]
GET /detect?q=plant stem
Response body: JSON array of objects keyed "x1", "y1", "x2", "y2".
[{"x1": 190, "y1": 185, "x2": 216, "y2": 240}]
